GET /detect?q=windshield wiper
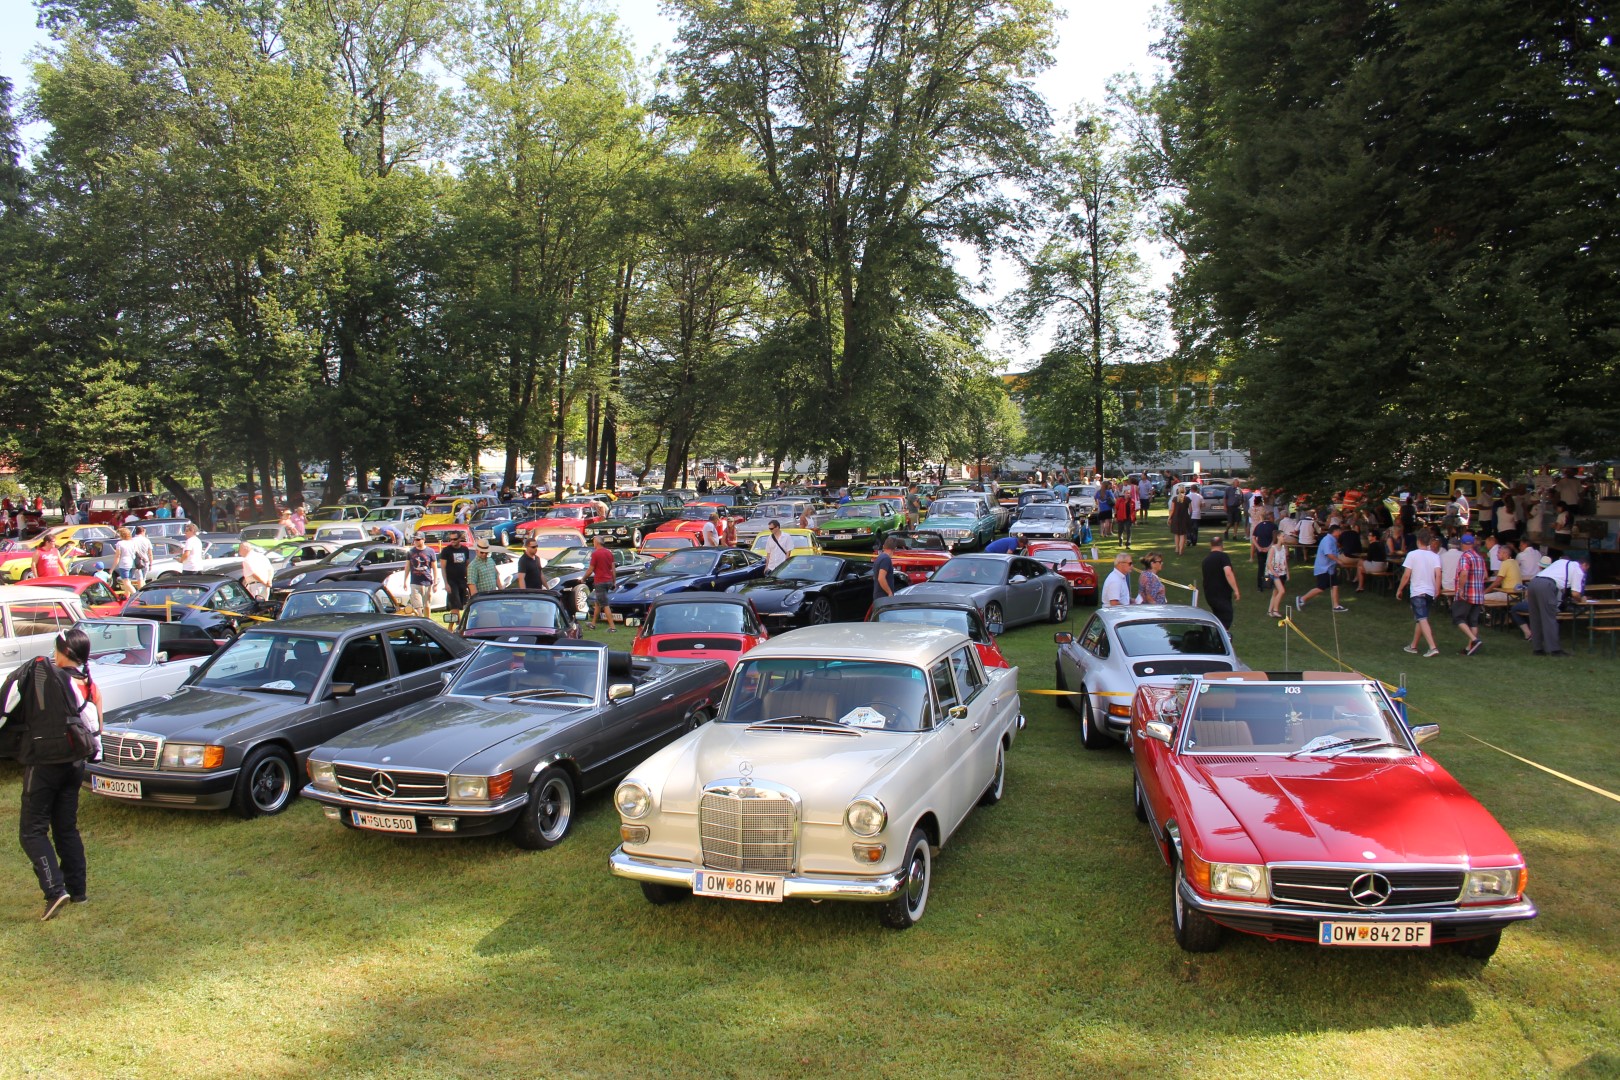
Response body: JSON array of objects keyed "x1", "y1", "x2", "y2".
[
  {"x1": 1289, "y1": 736, "x2": 1386, "y2": 758},
  {"x1": 482, "y1": 688, "x2": 593, "y2": 703},
  {"x1": 748, "y1": 714, "x2": 850, "y2": 730},
  {"x1": 1338, "y1": 741, "x2": 1408, "y2": 755}
]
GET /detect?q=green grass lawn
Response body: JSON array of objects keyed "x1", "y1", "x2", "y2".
[{"x1": 2, "y1": 517, "x2": 1616, "y2": 1079}]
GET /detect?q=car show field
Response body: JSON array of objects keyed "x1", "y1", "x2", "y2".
[{"x1": 0, "y1": 519, "x2": 1615, "y2": 1078}]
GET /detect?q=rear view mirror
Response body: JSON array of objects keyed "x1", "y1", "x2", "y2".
[
  {"x1": 608, "y1": 683, "x2": 634, "y2": 702},
  {"x1": 1053, "y1": 631, "x2": 1072, "y2": 644},
  {"x1": 440, "y1": 670, "x2": 455, "y2": 686},
  {"x1": 988, "y1": 621, "x2": 1004, "y2": 637},
  {"x1": 947, "y1": 704, "x2": 969, "y2": 721},
  {"x1": 1411, "y1": 723, "x2": 1439, "y2": 745},
  {"x1": 1144, "y1": 721, "x2": 1173, "y2": 745},
  {"x1": 444, "y1": 612, "x2": 460, "y2": 629},
  {"x1": 329, "y1": 681, "x2": 357, "y2": 698},
  {"x1": 1009, "y1": 574, "x2": 1027, "y2": 584},
  {"x1": 154, "y1": 651, "x2": 168, "y2": 664}
]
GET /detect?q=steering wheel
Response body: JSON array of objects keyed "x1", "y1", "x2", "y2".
[{"x1": 864, "y1": 700, "x2": 904, "y2": 725}]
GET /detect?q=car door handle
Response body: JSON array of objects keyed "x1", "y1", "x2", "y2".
[
  {"x1": 970, "y1": 721, "x2": 981, "y2": 732},
  {"x1": 661, "y1": 694, "x2": 674, "y2": 702}
]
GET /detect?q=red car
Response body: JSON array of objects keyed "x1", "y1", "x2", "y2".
[
  {"x1": 1025, "y1": 541, "x2": 1098, "y2": 604},
  {"x1": 630, "y1": 594, "x2": 766, "y2": 671},
  {"x1": 514, "y1": 502, "x2": 606, "y2": 538},
  {"x1": 887, "y1": 530, "x2": 952, "y2": 580},
  {"x1": 1130, "y1": 671, "x2": 1536, "y2": 960},
  {"x1": 414, "y1": 524, "x2": 476, "y2": 552},
  {"x1": 30, "y1": 574, "x2": 125, "y2": 618},
  {"x1": 648, "y1": 502, "x2": 732, "y2": 545},
  {"x1": 867, "y1": 594, "x2": 1010, "y2": 669}
]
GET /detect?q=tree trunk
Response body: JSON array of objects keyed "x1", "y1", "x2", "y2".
[
  {"x1": 200, "y1": 467, "x2": 215, "y2": 529},
  {"x1": 770, "y1": 453, "x2": 783, "y2": 489},
  {"x1": 255, "y1": 443, "x2": 275, "y2": 521},
  {"x1": 157, "y1": 474, "x2": 201, "y2": 521},
  {"x1": 378, "y1": 465, "x2": 396, "y2": 500},
  {"x1": 282, "y1": 441, "x2": 304, "y2": 508},
  {"x1": 354, "y1": 463, "x2": 368, "y2": 498},
  {"x1": 824, "y1": 450, "x2": 853, "y2": 490},
  {"x1": 553, "y1": 342, "x2": 568, "y2": 495}
]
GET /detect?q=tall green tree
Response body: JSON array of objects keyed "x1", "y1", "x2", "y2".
[
  {"x1": 1009, "y1": 110, "x2": 1158, "y2": 475},
  {"x1": 666, "y1": 0, "x2": 1055, "y2": 488},
  {"x1": 1157, "y1": 0, "x2": 1620, "y2": 492}
]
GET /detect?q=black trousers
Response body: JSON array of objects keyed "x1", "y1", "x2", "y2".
[
  {"x1": 445, "y1": 577, "x2": 469, "y2": 611},
  {"x1": 1209, "y1": 598, "x2": 1234, "y2": 630},
  {"x1": 1254, "y1": 546, "x2": 1270, "y2": 590},
  {"x1": 19, "y1": 762, "x2": 86, "y2": 901}
]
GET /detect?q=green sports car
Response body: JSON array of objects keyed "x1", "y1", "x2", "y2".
[{"x1": 813, "y1": 500, "x2": 906, "y2": 550}]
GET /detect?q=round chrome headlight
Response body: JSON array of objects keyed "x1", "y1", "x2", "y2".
[
  {"x1": 616, "y1": 780, "x2": 652, "y2": 819},
  {"x1": 844, "y1": 796, "x2": 887, "y2": 837},
  {"x1": 783, "y1": 590, "x2": 804, "y2": 608}
]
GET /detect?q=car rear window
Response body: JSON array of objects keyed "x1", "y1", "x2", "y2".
[{"x1": 1114, "y1": 620, "x2": 1227, "y2": 657}]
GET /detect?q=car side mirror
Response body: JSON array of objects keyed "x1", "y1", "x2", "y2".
[
  {"x1": 1053, "y1": 631, "x2": 1072, "y2": 644},
  {"x1": 1411, "y1": 723, "x2": 1439, "y2": 745},
  {"x1": 987, "y1": 621, "x2": 1004, "y2": 637},
  {"x1": 947, "y1": 704, "x2": 968, "y2": 721},
  {"x1": 154, "y1": 651, "x2": 168, "y2": 664},
  {"x1": 1143, "y1": 720, "x2": 1173, "y2": 745},
  {"x1": 329, "y1": 681, "x2": 357, "y2": 698},
  {"x1": 444, "y1": 612, "x2": 459, "y2": 629},
  {"x1": 608, "y1": 682, "x2": 634, "y2": 702},
  {"x1": 440, "y1": 670, "x2": 455, "y2": 687},
  {"x1": 1009, "y1": 574, "x2": 1027, "y2": 584}
]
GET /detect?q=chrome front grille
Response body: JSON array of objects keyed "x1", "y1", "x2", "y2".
[
  {"x1": 102, "y1": 732, "x2": 161, "y2": 770},
  {"x1": 699, "y1": 787, "x2": 798, "y2": 873},
  {"x1": 1270, "y1": 866, "x2": 1465, "y2": 910},
  {"x1": 334, "y1": 764, "x2": 448, "y2": 803}
]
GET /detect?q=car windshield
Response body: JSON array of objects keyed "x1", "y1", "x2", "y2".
[
  {"x1": 752, "y1": 533, "x2": 814, "y2": 556},
  {"x1": 756, "y1": 503, "x2": 797, "y2": 518},
  {"x1": 928, "y1": 558, "x2": 1003, "y2": 585},
  {"x1": 895, "y1": 533, "x2": 948, "y2": 551},
  {"x1": 449, "y1": 643, "x2": 600, "y2": 703},
  {"x1": 1030, "y1": 550, "x2": 1080, "y2": 570},
  {"x1": 678, "y1": 506, "x2": 714, "y2": 520},
  {"x1": 81, "y1": 620, "x2": 155, "y2": 663},
  {"x1": 363, "y1": 509, "x2": 401, "y2": 521},
  {"x1": 642, "y1": 537, "x2": 693, "y2": 552},
  {"x1": 648, "y1": 549, "x2": 717, "y2": 575},
  {"x1": 647, "y1": 602, "x2": 748, "y2": 635},
  {"x1": 544, "y1": 547, "x2": 592, "y2": 570},
  {"x1": 281, "y1": 590, "x2": 379, "y2": 620},
  {"x1": 471, "y1": 508, "x2": 509, "y2": 523},
  {"x1": 131, "y1": 584, "x2": 207, "y2": 607},
  {"x1": 1182, "y1": 682, "x2": 1409, "y2": 756},
  {"x1": 1075, "y1": 485, "x2": 1100, "y2": 498},
  {"x1": 463, "y1": 597, "x2": 565, "y2": 630},
  {"x1": 547, "y1": 507, "x2": 585, "y2": 519},
  {"x1": 832, "y1": 502, "x2": 886, "y2": 520},
  {"x1": 768, "y1": 555, "x2": 843, "y2": 583},
  {"x1": 873, "y1": 607, "x2": 980, "y2": 640},
  {"x1": 241, "y1": 525, "x2": 282, "y2": 540},
  {"x1": 328, "y1": 545, "x2": 369, "y2": 566},
  {"x1": 1018, "y1": 505, "x2": 1068, "y2": 521},
  {"x1": 1115, "y1": 619, "x2": 1228, "y2": 657},
  {"x1": 192, "y1": 632, "x2": 334, "y2": 695},
  {"x1": 721, "y1": 657, "x2": 931, "y2": 732},
  {"x1": 929, "y1": 501, "x2": 979, "y2": 517},
  {"x1": 416, "y1": 529, "x2": 464, "y2": 545}
]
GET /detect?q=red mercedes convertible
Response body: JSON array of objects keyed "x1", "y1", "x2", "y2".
[{"x1": 1130, "y1": 672, "x2": 1536, "y2": 960}]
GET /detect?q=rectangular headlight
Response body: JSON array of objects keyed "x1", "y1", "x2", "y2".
[
  {"x1": 1208, "y1": 861, "x2": 1268, "y2": 900},
  {"x1": 1462, "y1": 867, "x2": 1525, "y2": 904},
  {"x1": 161, "y1": 743, "x2": 224, "y2": 770},
  {"x1": 449, "y1": 774, "x2": 488, "y2": 802}
]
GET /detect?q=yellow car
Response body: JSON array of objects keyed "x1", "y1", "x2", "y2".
[
  {"x1": 749, "y1": 527, "x2": 820, "y2": 559},
  {"x1": 419, "y1": 495, "x2": 496, "y2": 530},
  {"x1": 1, "y1": 525, "x2": 121, "y2": 582},
  {"x1": 305, "y1": 505, "x2": 369, "y2": 529}
]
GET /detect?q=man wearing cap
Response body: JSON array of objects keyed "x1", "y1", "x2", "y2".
[
  {"x1": 1526, "y1": 550, "x2": 1588, "y2": 656},
  {"x1": 1450, "y1": 533, "x2": 1487, "y2": 655},
  {"x1": 467, "y1": 538, "x2": 500, "y2": 598}
]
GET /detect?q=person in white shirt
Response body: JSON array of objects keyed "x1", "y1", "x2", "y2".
[
  {"x1": 239, "y1": 542, "x2": 274, "y2": 602},
  {"x1": 1100, "y1": 551, "x2": 1133, "y2": 606},
  {"x1": 1526, "y1": 551, "x2": 1588, "y2": 656},
  {"x1": 701, "y1": 515, "x2": 720, "y2": 547},
  {"x1": 1296, "y1": 513, "x2": 1318, "y2": 549},
  {"x1": 1516, "y1": 539, "x2": 1542, "y2": 582},
  {"x1": 1396, "y1": 529, "x2": 1443, "y2": 657},
  {"x1": 1187, "y1": 487, "x2": 1203, "y2": 546},
  {"x1": 1453, "y1": 492, "x2": 1471, "y2": 527},
  {"x1": 180, "y1": 522, "x2": 205, "y2": 573},
  {"x1": 760, "y1": 521, "x2": 794, "y2": 571},
  {"x1": 112, "y1": 527, "x2": 140, "y2": 599},
  {"x1": 1439, "y1": 542, "x2": 1463, "y2": 594}
]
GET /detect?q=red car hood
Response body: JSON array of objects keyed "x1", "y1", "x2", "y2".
[{"x1": 1190, "y1": 756, "x2": 1522, "y2": 866}]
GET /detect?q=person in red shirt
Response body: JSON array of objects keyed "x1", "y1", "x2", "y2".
[
  {"x1": 32, "y1": 536, "x2": 67, "y2": 579},
  {"x1": 588, "y1": 535, "x2": 617, "y2": 632},
  {"x1": 1113, "y1": 483, "x2": 1137, "y2": 549}
]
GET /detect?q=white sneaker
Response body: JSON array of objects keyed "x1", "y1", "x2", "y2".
[
  {"x1": 1423, "y1": 648, "x2": 1440, "y2": 658},
  {"x1": 1403, "y1": 645, "x2": 1419, "y2": 654}
]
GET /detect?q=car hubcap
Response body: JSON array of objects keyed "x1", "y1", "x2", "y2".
[
  {"x1": 987, "y1": 603, "x2": 1002, "y2": 624},
  {"x1": 1055, "y1": 593, "x2": 1068, "y2": 619},
  {"x1": 1174, "y1": 863, "x2": 1185, "y2": 927},
  {"x1": 906, "y1": 847, "x2": 928, "y2": 912},
  {"x1": 811, "y1": 600, "x2": 831, "y2": 624},
  {"x1": 254, "y1": 759, "x2": 289, "y2": 811},
  {"x1": 538, "y1": 779, "x2": 572, "y2": 841}
]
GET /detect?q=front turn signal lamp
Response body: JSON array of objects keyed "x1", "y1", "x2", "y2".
[{"x1": 161, "y1": 743, "x2": 225, "y2": 770}]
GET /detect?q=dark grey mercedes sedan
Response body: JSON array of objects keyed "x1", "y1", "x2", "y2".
[
  {"x1": 301, "y1": 640, "x2": 729, "y2": 849},
  {"x1": 85, "y1": 614, "x2": 473, "y2": 818}
]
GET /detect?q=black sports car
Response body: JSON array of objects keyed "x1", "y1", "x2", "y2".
[
  {"x1": 270, "y1": 541, "x2": 409, "y2": 597},
  {"x1": 122, "y1": 574, "x2": 264, "y2": 639},
  {"x1": 728, "y1": 553, "x2": 874, "y2": 629},
  {"x1": 605, "y1": 547, "x2": 766, "y2": 621},
  {"x1": 448, "y1": 588, "x2": 581, "y2": 645}
]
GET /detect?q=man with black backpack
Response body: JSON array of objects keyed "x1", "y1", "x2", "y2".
[{"x1": 0, "y1": 628, "x2": 101, "y2": 920}]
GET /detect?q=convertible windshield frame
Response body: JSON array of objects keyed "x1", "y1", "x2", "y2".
[
  {"x1": 1178, "y1": 680, "x2": 1412, "y2": 757},
  {"x1": 447, "y1": 642, "x2": 604, "y2": 705}
]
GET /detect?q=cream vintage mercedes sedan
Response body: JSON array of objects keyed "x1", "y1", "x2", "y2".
[{"x1": 608, "y1": 623, "x2": 1022, "y2": 928}]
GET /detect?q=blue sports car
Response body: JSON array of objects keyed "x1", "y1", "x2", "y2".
[{"x1": 605, "y1": 547, "x2": 766, "y2": 621}]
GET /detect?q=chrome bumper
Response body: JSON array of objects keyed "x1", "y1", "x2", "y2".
[
  {"x1": 609, "y1": 847, "x2": 906, "y2": 901},
  {"x1": 1182, "y1": 881, "x2": 1539, "y2": 926},
  {"x1": 299, "y1": 785, "x2": 529, "y2": 816}
]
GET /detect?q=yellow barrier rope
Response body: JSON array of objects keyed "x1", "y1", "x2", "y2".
[{"x1": 1276, "y1": 614, "x2": 1620, "y2": 804}]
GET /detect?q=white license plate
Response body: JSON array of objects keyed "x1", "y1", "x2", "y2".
[
  {"x1": 830, "y1": 533, "x2": 851, "y2": 539},
  {"x1": 693, "y1": 870, "x2": 784, "y2": 903},
  {"x1": 352, "y1": 810, "x2": 418, "y2": 833},
  {"x1": 1319, "y1": 921, "x2": 1431, "y2": 947},
  {"x1": 91, "y1": 775, "x2": 142, "y2": 799}
]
